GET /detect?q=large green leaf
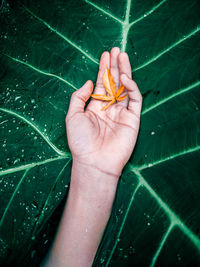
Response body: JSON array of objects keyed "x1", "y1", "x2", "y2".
[{"x1": 0, "y1": 0, "x2": 200, "y2": 266}]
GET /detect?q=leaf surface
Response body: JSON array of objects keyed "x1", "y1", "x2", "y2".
[{"x1": 0, "y1": 0, "x2": 200, "y2": 266}]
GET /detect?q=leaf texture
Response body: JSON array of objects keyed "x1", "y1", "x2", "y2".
[{"x1": 0, "y1": 0, "x2": 200, "y2": 266}]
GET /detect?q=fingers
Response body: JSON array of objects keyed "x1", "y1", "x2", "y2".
[
  {"x1": 118, "y1": 52, "x2": 132, "y2": 107},
  {"x1": 118, "y1": 52, "x2": 132, "y2": 79},
  {"x1": 120, "y1": 74, "x2": 142, "y2": 118},
  {"x1": 66, "y1": 80, "x2": 93, "y2": 119},
  {"x1": 92, "y1": 51, "x2": 110, "y2": 95},
  {"x1": 110, "y1": 47, "x2": 120, "y2": 89}
]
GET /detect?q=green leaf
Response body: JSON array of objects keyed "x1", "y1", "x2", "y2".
[{"x1": 0, "y1": 0, "x2": 200, "y2": 266}]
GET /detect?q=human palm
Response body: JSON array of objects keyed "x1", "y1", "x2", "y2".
[{"x1": 66, "y1": 48, "x2": 142, "y2": 177}]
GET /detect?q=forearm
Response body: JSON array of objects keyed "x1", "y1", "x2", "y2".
[{"x1": 45, "y1": 160, "x2": 119, "y2": 267}]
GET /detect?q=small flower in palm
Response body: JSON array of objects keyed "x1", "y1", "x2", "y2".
[{"x1": 91, "y1": 68, "x2": 127, "y2": 110}]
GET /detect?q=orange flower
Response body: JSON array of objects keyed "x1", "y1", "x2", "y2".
[{"x1": 91, "y1": 68, "x2": 127, "y2": 110}]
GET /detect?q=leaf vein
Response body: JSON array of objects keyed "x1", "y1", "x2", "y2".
[
  {"x1": 133, "y1": 170, "x2": 200, "y2": 251},
  {"x1": 0, "y1": 169, "x2": 29, "y2": 227},
  {"x1": 0, "y1": 108, "x2": 69, "y2": 156},
  {"x1": 106, "y1": 181, "x2": 141, "y2": 266},
  {"x1": 32, "y1": 158, "x2": 71, "y2": 236},
  {"x1": 121, "y1": 0, "x2": 132, "y2": 52},
  {"x1": 2, "y1": 53, "x2": 78, "y2": 90},
  {"x1": 0, "y1": 155, "x2": 70, "y2": 177},
  {"x1": 133, "y1": 26, "x2": 200, "y2": 72},
  {"x1": 84, "y1": 0, "x2": 123, "y2": 24},
  {"x1": 137, "y1": 145, "x2": 200, "y2": 170},
  {"x1": 23, "y1": 6, "x2": 99, "y2": 65},
  {"x1": 150, "y1": 224, "x2": 174, "y2": 267},
  {"x1": 142, "y1": 80, "x2": 200, "y2": 115},
  {"x1": 129, "y1": 0, "x2": 167, "y2": 27}
]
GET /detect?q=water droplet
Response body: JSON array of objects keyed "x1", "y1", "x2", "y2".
[
  {"x1": 15, "y1": 96, "x2": 21, "y2": 101},
  {"x1": 31, "y1": 202, "x2": 38, "y2": 209},
  {"x1": 151, "y1": 131, "x2": 155, "y2": 135},
  {"x1": 177, "y1": 253, "x2": 181, "y2": 261},
  {"x1": 118, "y1": 208, "x2": 123, "y2": 214},
  {"x1": 31, "y1": 250, "x2": 36, "y2": 259},
  {"x1": 100, "y1": 258, "x2": 105, "y2": 264},
  {"x1": 13, "y1": 158, "x2": 20, "y2": 164},
  {"x1": 34, "y1": 136, "x2": 37, "y2": 140},
  {"x1": 31, "y1": 99, "x2": 35, "y2": 104},
  {"x1": 147, "y1": 222, "x2": 151, "y2": 226}
]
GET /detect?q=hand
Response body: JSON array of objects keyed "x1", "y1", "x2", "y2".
[{"x1": 66, "y1": 47, "x2": 142, "y2": 178}]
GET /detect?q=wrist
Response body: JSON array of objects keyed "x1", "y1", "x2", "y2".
[
  {"x1": 70, "y1": 158, "x2": 120, "y2": 199},
  {"x1": 72, "y1": 156, "x2": 123, "y2": 178}
]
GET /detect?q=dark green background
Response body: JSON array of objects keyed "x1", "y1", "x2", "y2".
[{"x1": 0, "y1": 0, "x2": 200, "y2": 266}]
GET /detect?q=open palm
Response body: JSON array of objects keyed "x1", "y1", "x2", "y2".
[{"x1": 66, "y1": 47, "x2": 142, "y2": 177}]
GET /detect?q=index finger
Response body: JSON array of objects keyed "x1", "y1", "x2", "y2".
[{"x1": 93, "y1": 51, "x2": 110, "y2": 95}]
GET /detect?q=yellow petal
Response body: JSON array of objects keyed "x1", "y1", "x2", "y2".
[
  {"x1": 115, "y1": 85, "x2": 125, "y2": 98},
  {"x1": 103, "y1": 68, "x2": 116, "y2": 97},
  {"x1": 101, "y1": 99, "x2": 115, "y2": 111},
  {"x1": 117, "y1": 94, "x2": 127, "y2": 101},
  {"x1": 91, "y1": 94, "x2": 113, "y2": 101}
]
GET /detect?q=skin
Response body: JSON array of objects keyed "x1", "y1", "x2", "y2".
[{"x1": 44, "y1": 47, "x2": 142, "y2": 267}]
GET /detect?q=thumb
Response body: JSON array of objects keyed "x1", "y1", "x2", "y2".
[{"x1": 67, "y1": 80, "x2": 93, "y2": 118}]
